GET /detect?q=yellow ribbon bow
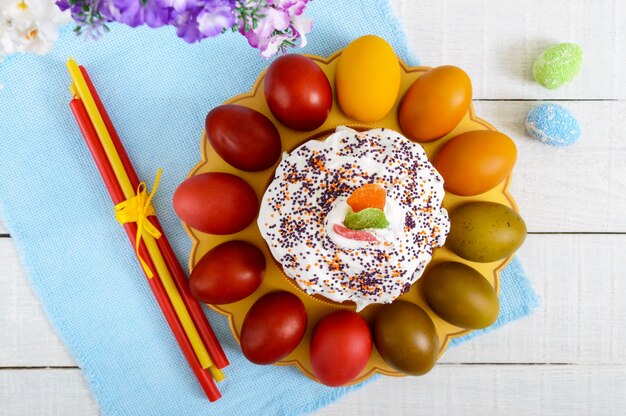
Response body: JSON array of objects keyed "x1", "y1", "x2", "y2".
[{"x1": 114, "y1": 169, "x2": 163, "y2": 278}]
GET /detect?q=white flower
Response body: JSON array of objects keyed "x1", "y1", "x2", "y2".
[
  {"x1": 0, "y1": 0, "x2": 71, "y2": 56},
  {"x1": 291, "y1": 14, "x2": 311, "y2": 48},
  {"x1": 257, "y1": 14, "x2": 312, "y2": 58},
  {"x1": 260, "y1": 33, "x2": 289, "y2": 58}
]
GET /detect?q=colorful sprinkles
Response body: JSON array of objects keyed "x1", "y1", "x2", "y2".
[{"x1": 257, "y1": 127, "x2": 450, "y2": 310}]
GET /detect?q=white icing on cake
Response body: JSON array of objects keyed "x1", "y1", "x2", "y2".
[{"x1": 258, "y1": 126, "x2": 449, "y2": 311}]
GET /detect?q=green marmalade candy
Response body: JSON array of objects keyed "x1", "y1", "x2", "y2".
[
  {"x1": 533, "y1": 43, "x2": 583, "y2": 89},
  {"x1": 344, "y1": 208, "x2": 389, "y2": 230}
]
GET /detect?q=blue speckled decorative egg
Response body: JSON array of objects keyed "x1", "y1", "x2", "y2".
[{"x1": 525, "y1": 103, "x2": 581, "y2": 146}]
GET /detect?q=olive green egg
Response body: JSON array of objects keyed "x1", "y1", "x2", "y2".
[
  {"x1": 422, "y1": 262, "x2": 499, "y2": 329},
  {"x1": 373, "y1": 301, "x2": 439, "y2": 376},
  {"x1": 447, "y1": 202, "x2": 527, "y2": 263}
]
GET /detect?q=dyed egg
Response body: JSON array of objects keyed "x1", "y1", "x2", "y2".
[
  {"x1": 422, "y1": 262, "x2": 499, "y2": 329},
  {"x1": 374, "y1": 301, "x2": 439, "y2": 375},
  {"x1": 533, "y1": 43, "x2": 583, "y2": 89},
  {"x1": 447, "y1": 202, "x2": 527, "y2": 263},
  {"x1": 206, "y1": 105, "x2": 282, "y2": 171},
  {"x1": 190, "y1": 240, "x2": 265, "y2": 305},
  {"x1": 335, "y1": 35, "x2": 401, "y2": 122},
  {"x1": 310, "y1": 311, "x2": 372, "y2": 386},
  {"x1": 525, "y1": 103, "x2": 581, "y2": 146},
  {"x1": 399, "y1": 65, "x2": 472, "y2": 142},
  {"x1": 264, "y1": 55, "x2": 332, "y2": 131},
  {"x1": 173, "y1": 172, "x2": 258, "y2": 235},
  {"x1": 434, "y1": 130, "x2": 517, "y2": 196},
  {"x1": 240, "y1": 291, "x2": 307, "y2": 364}
]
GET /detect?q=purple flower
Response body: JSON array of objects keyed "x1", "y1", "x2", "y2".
[
  {"x1": 197, "y1": 0, "x2": 235, "y2": 37},
  {"x1": 56, "y1": 0, "x2": 312, "y2": 56},
  {"x1": 56, "y1": 0, "x2": 112, "y2": 38},
  {"x1": 142, "y1": 0, "x2": 174, "y2": 28},
  {"x1": 56, "y1": 0, "x2": 73, "y2": 12},
  {"x1": 170, "y1": 1, "x2": 201, "y2": 41},
  {"x1": 171, "y1": 0, "x2": 234, "y2": 42},
  {"x1": 103, "y1": 0, "x2": 144, "y2": 27},
  {"x1": 100, "y1": 0, "x2": 173, "y2": 28}
]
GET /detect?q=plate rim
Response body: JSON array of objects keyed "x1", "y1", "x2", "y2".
[{"x1": 181, "y1": 50, "x2": 518, "y2": 385}]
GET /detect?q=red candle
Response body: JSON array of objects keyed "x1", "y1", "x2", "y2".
[
  {"x1": 70, "y1": 98, "x2": 221, "y2": 401},
  {"x1": 79, "y1": 66, "x2": 229, "y2": 370}
]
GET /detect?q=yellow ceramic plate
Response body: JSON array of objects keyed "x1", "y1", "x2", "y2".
[{"x1": 184, "y1": 51, "x2": 518, "y2": 385}]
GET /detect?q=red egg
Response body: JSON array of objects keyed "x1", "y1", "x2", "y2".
[
  {"x1": 190, "y1": 241, "x2": 265, "y2": 305},
  {"x1": 310, "y1": 310, "x2": 373, "y2": 386},
  {"x1": 264, "y1": 55, "x2": 332, "y2": 131},
  {"x1": 240, "y1": 291, "x2": 307, "y2": 364},
  {"x1": 173, "y1": 172, "x2": 258, "y2": 235},
  {"x1": 206, "y1": 105, "x2": 282, "y2": 172}
]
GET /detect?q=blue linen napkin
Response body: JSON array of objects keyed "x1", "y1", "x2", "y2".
[{"x1": 0, "y1": 1, "x2": 538, "y2": 414}]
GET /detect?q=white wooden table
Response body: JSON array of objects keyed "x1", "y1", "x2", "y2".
[{"x1": 2, "y1": 1, "x2": 625, "y2": 414}]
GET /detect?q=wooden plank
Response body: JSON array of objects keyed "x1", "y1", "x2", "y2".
[
  {"x1": 1, "y1": 365, "x2": 624, "y2": 415},
  {"x1": 0, "y1": 369, "x2": 98, "y2": 415},
  {"x1": 1, "y1": 234, "x2": 624, "y2": 367},
  {"x1": 0, "y1": 239, "x2": 76, "y2": 367},
  {"x1": 318, "y1": 364, "x2": 626, "y2": 416},
  {"x1": 390, "y1": 0, "x2": 626, "y2": 99},
  {"x1": 474, "y1": 100, "x2": 626, "y2": 232}
]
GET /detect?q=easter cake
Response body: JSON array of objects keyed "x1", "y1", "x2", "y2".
[{"x1": 258, "y1": 126, "x2": 450, "y2": 311}]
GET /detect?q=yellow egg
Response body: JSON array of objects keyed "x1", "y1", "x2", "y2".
[{"x1": 335, "y1": 35, "x2": 401, "y2": 122}]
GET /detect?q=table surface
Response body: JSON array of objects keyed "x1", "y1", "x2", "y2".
[{"x1": 2, "y1": 0, "x2": 626, "y2": 414}]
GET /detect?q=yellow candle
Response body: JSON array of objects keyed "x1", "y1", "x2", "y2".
[
  {"x1": 210, "y1": 367, "x2": 225, "y2": 383},
  {"x1": 67, "y1": 58, "x2": 215, "y2": 372}
]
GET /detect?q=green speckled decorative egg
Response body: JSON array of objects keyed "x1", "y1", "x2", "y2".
[{"x1": 533, "y1": 43, "x2": 583, "y2": 89}]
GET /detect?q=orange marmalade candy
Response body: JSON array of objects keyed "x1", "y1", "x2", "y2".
[{"x1": 347, "y1": 184, "x2": 386, "y2": 212}]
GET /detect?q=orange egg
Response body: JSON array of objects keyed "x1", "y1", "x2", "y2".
[
  {"x1": 433, "y1": 130, "x2": 517, "y2": 196},
  {"x1": 398, "y1": 65, "x2": 472, "y2": 142}
]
